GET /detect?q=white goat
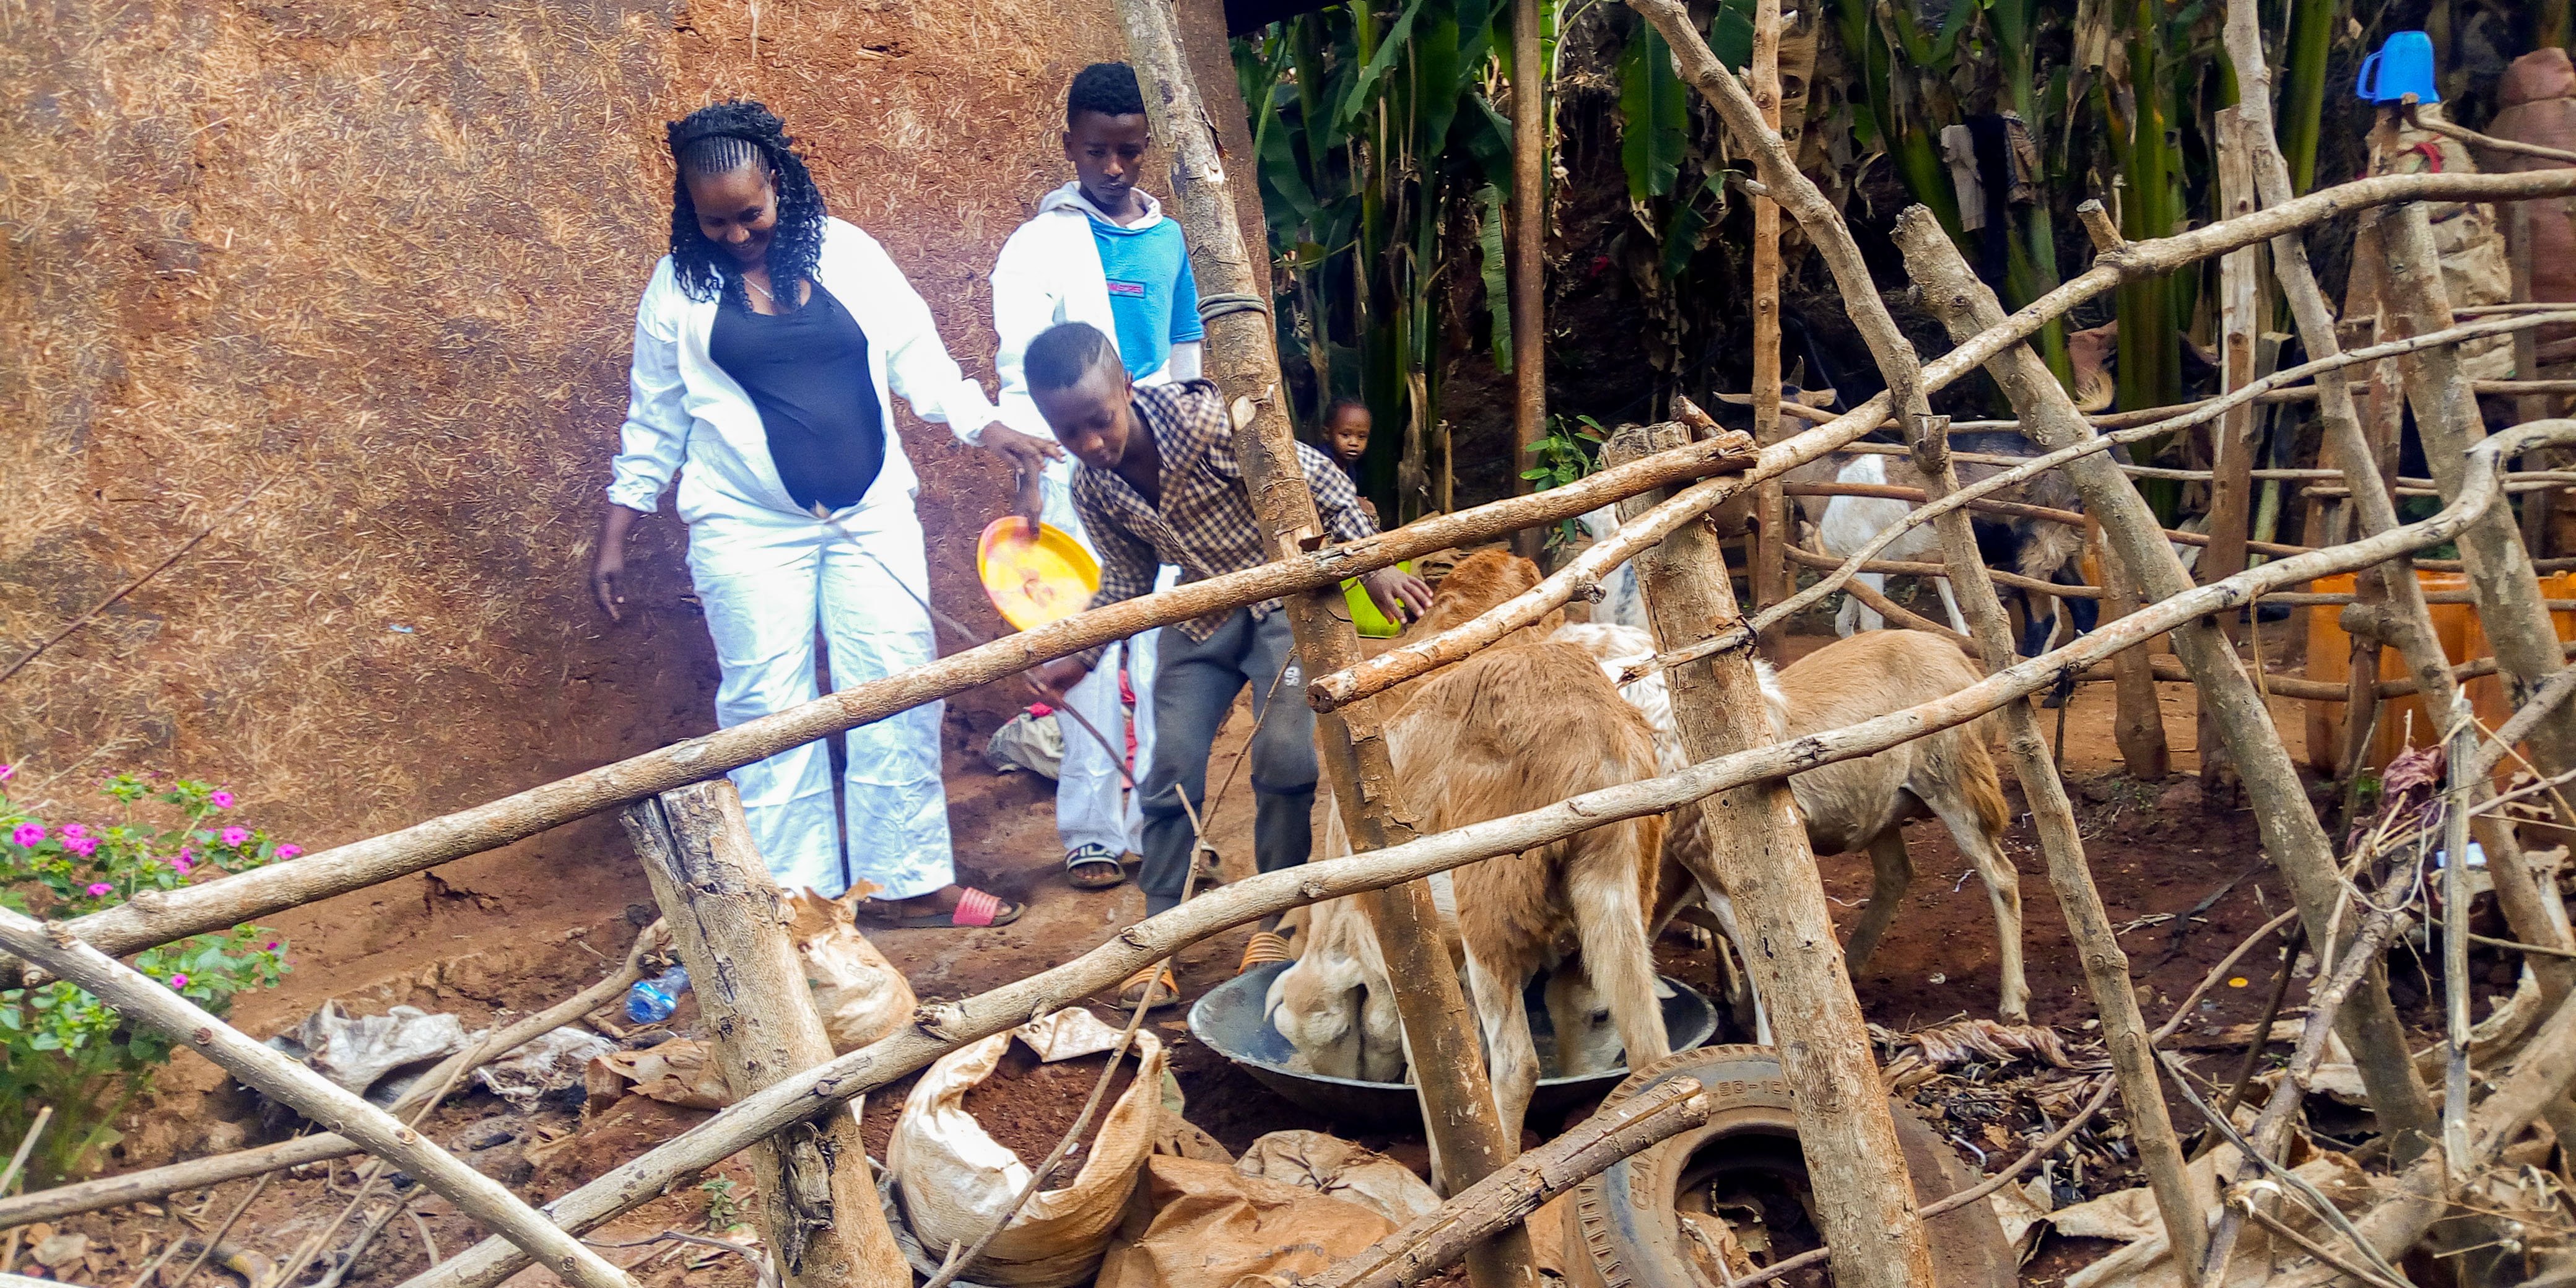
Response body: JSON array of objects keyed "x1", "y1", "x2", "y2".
[{"x1": 1812, "y1": 454, "x2": 1967, "y2": 637}]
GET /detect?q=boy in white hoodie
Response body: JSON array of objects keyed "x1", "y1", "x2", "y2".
[{"x1": 988, "y1": 62, "x2": 1200, "y2": 894}]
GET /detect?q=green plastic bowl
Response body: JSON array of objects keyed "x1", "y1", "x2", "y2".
[{"x1": 1341, "y1": 560, "x2": 1412, "y2": 637}]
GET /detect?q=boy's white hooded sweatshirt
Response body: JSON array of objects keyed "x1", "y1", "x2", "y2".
[{"x1": 988, "y1": 182, "x2": 1200, "y2": 455}]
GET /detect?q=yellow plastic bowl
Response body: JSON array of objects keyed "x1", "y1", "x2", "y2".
[{"x1": 977, "y1": 517, "x2": 1102, "y2": 630}]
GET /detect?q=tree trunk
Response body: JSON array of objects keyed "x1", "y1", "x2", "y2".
[
  {"x1": 1606, "y1": 417, "x2": 1934, "y2": 1288},
  {"x1": 1510, "y1": 0, "x2": 1546, "y2": 560},
  {"x1": 620, "y1": 782, "x2": 905, "y2": 1288}
]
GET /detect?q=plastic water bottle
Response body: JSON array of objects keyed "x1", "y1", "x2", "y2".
[{"x1": 625, "y1": 966, "x2": 691, "y2": 1024}]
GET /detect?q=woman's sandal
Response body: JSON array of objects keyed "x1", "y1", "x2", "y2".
[
  {"x1": 1064, "y1": 843, "x2": 1126, "y2": 890},
  {"x1": 857, "y1": 886, "x2": 1024, "y2": 929},
  {"x1": 1117, "y1": 963, "x2": 1180, "y2": 1009},
  {"x1": 1237, "y1": 930, "x2": 1293, "y2": 974}
]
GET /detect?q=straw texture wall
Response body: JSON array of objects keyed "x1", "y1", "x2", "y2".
[{"x1": 0, "y1": 0, "x2": 1137, "y2": 971}]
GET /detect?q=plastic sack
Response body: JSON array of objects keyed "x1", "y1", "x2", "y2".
[
  {"x1": 889, "y1": 1007, "x2": 1164, "y2": 1288},
  {"x1": 588, "y1": 1038, "x2": 732, "y2": 1110},
  {"x1": 279, "y1": 1002, "x2": 468, "y2": 1099},
  {"x1": 1234, "y1": 1131, "x2": 1440, "y2": 1229},
  {"x1": 473, "y1": 1027, "x2": 616, "y2": 1110},
  {"x1": 985, "y1": 711, "x2": 1064, "y2": 778},
  {"x1": 784, "y1": 889, "x2": 918, "y2": 1052},
  {"x1": 1094, "y1": 1154, "x2": 1393, "y2": 1288}
]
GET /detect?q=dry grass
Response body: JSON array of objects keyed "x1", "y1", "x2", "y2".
[{"x1": 0, "y1": 0, "x2": 1128, "y2": 846}]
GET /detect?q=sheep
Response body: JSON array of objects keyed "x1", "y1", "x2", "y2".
[
  {"x1": 1552, "y1": 622, "x2": 2030, "y2": 1024},
  {"x1": 1265, "y1": 550, "x2": 1670, "y2": 1142},
  {"x1": 1807, "y1": 454, "x2": 1968, "y2": 637}
]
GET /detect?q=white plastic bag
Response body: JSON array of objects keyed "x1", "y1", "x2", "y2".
[
  {"x1": 473, "y1": 1027, "x2": 616, "y2": 1110},
  {"x1": 784, "y1": 889, "x2": 917, "y2": 1053},
  {"x1": 889, "y1": 1008, "x2": 1164, "y2": 1288},
  {"x1": 283, "y1": 1002, "x2": 468, "y2": 1099},
  {"x1": 985, "y1": 711, "x2": 1064, "y2": 778}
]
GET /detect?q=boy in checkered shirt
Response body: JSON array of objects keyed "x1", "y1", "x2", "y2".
[{"x1": 1022, "y1": 322, "x2": 1429, "y2": 1003}]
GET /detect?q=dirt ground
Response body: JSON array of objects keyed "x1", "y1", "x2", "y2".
[{"x1": 19, "y1": 604, "x2": 2534, "y2": 1288}]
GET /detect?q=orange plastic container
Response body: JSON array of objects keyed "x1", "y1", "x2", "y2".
[{"x1": 2304, "y1": 570, "x2": 2576, "y2": 771}]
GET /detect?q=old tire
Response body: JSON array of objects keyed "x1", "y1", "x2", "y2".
[{"x1": 1564, "y1": 1045, "x2": 2015, "y2": 1288}]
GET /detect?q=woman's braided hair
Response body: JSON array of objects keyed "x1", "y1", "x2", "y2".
[{"x1": 666, "y1": 100, "x2": 827, "y2": 307}]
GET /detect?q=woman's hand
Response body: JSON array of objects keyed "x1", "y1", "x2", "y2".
[
  {"x1": 593, "y1": 505, "x2": 641, "y2": 622},
  {"x1": 1360, "y1": 566, "x2": 1435, "y2": 627},
  {"x1": 980, "y1": 425, "x2": 1065, "y2": 529},
  {"x1": 1025, "y1": 656, "x2": 1092, "y2": 705}
]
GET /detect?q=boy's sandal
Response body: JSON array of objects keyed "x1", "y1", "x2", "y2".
[
  {"x1": 1065, "y1": 844, "x2": 1126, "y2": 890},
  {"x1": 857, "y1": 886, "x2": 1024, "y2": 929},
  {"x1": 1238, "y1": 931, "x2": 1293, "y2": 974},
  {"x1": 1118, "y1": 963, "x2": 1181, "y2": 1010}
]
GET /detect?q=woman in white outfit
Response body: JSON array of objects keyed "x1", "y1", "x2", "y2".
[{"x1": 590, "y1": 101, "x2": 1024, "y2": 928}]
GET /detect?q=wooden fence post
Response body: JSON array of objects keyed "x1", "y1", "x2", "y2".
[
  {"x1": 1889, "y1": 213, "x2": 2442, "y2": 1161},
  {"x1": 1902, "y1": 402, "x2": 2211, "y2": 1282},
  {"x1": 1606, "y1": 418, "x2": 1934, "y2": 1288},
  {"x1": 2095, "y1": 516, "x2": 2173, "y2": 778},
  {"x1": 1509, "y1": 0, "x2": 1546, "y2": 558},
  {"x1": 1110, "y1": 5, "x2": 1541, "y2": 1285},
  {"x1": 619, "y1": 781, "x2": 906, "y2": 1288},
  {"x1": 1748, "y1": 0, "x2": 1790, "y2": 650},
  {"x1": 2200, "y1": 106, "x2": 2264, "y2": 799}
]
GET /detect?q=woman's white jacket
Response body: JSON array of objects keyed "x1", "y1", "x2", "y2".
[{"x1": 607, "y1": 217, "x2": 998, "y2": 525}]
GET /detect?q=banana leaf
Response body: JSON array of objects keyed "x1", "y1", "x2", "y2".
[{"x1": 1619, "y1": 19, "x2": 1688, "y2": 201}]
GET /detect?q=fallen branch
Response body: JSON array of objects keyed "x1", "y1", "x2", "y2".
[
  {"x1": 394, "y1": 421, "x2": 2565, "y2": 1288},
  {"x1": 0, "y1": 923, "x2": 662, "y2": 1230},
  {"x1": 1305, "y1": 1076, "x2": 1714, "y2": 1288},
  {"x1": 0, "y1": 907, "x2": 638, "y2": 1288},
  {"x1": 0, "y1": 432, "x2": 1749, "y2": 993}
]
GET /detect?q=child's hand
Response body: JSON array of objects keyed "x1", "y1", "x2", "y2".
[
  {"x1": 981, "y1": 425, "x2": 1065, "y2": 529},
  {"x1": 1025, "y1": 656, "x2": 1092, "y2": 705},
  {"x1": 1360, "y1": 567, "x2": 1435, "y2": 627}
]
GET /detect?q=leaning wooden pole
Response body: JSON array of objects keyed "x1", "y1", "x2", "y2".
[
  {"x1": 1508, "y1": 0, "x2": 1546, "y2": 558},
  {"x1": 619, "y1": 782, "x2": 904, "y2": 1288},
  {"x1": 0, "y1": 907, "x2": 640, "y2": 1288},
  {"x1": 395, "y1": 423, "x2": 2565, "y2": 1288},
  {"x1": 1111, "y1": 5, "x2": 1539, "y2": 1285},
  {"x1": 1748, "y1": 0, "x2": 1790, "y2": 649},
  {"x1": 2383, "y1": 202, "x2": 2576, "y2": 787},
  {"x1": 1888, "y1": 212, "x2": 2442, "y2": 1159},
  {"x1": 1609, "y1": 417, "x2": 1934, "y2": 1288},
  {"x1": 1900, "y1": 396, "x2": 2211, "y2": 1283}
]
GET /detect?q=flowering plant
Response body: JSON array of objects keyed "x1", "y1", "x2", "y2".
[{"x1": 1, "y1": 770, "x2": 292, "y2": 1182}]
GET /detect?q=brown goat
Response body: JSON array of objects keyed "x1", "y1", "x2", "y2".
[{"x1": 1268, "y1": 550, "x2": 1669, "y2": 1142}]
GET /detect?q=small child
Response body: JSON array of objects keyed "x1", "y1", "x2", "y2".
[{"x1": 1321, "y1": 399, "x2": 1378, "y2": 526}]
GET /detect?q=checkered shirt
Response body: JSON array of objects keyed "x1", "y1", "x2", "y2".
[{"x1": 1072, "y1": 380, "x2": 1377, "y2": 643}]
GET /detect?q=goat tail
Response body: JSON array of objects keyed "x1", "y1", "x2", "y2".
[
  {"x1": 1957, "y1": 731, "x2": 2012, "y2": 838},
  {"x1": 1571, "y1": 824, "x2": 1673, "y2": 1070}
]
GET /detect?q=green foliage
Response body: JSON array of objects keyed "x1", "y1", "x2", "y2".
[
  {"x1": 700, "y1": 1177, "x2": 744, "y2": 1231},
  {"x1": 1523, "y1": 415, "x2": 1607, "y2": 547},
  {"x1": 1, "y1": 770, "x2": 292, "y2": 1183},
  {"x1": 1617, "y1": 20, "x2": 1687, "y2": 202},
  {"x1": 1476, "y1": 183, "x2": 1513, "y2": 373}
]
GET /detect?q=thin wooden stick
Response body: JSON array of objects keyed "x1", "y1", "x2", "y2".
[
  {"x1": 391, "y1": 425, "x2": 2564, "y2": 1288},
  {"x1": 0, "y1": 925, "x2": 661, "y2": 1230},
  {"x1": 1905, "y1": 411, "x2": 2211, "y2": 1277},
  {"x1": 1507, "y1": 0, "x2": 1546, "y2": 553},
  {"x1": 1747, "y1": 0, "x2": 1788, "y2": 649},
  {"x1": 0, "y1": 907, "x2": 637, "y2": 1288},
  {"x1": 167, "y1": 1173, "x2": 274, "y2": 1288},
  {"x1": 0, "y1": 1110, "x2": 48, "y2": 1201},
  {"x1": 1310, "y1": 1077, "x2": 1715, "y2": 1288},
  {"x1": 0, "y1": 484, "x2": 268, "y2": 689}
]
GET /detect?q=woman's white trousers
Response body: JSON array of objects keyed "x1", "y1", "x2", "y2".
[{"x1": 686, "y1": 502, "x2": 952, "y2": 900}]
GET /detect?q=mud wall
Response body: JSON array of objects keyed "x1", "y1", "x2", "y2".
[{"x1": 0, "y1": 0, "x2": 1146, "y2": 986}]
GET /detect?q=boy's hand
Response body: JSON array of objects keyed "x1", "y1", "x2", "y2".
[
  {"x1": 1025, "y1": 656, "x2": 1092, "y2": 705},
  {"x1": 981, "y1": 425, "x2": 1064, "y2": 529},
  {"x1": 1360, "y1": 567, "x2": 1435, "y2": 627}
]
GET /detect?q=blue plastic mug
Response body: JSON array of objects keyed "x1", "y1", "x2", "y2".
[{"x1": 2356, "y1": 30, "x2": 2440, "y2": 105}]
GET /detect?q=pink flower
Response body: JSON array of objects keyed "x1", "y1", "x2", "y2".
[
  {"x1": 59, "y1": 824, "x2": 86, "y2": 841},
  {"x1": 264, "y1": 941, "x2": 279, "y2": 951},
  {"x1": 221, "y1": 826, "x2": 250, "y2": 846},
  {"x1": 209, "y1": 790, "x2": 235, "y2": 809},
  {"x1": 0, "y1": 763, "x2": 14, "y2": 782},
  {"x1": 168, "y1": 973, "x2": 188, "y2": 988},
  {"x1": 171, "y1": 852, "x2": 193, "y2": 874},
  {"x1": 9, "y1": 823, "x2": 40, "y2": 846},
  {"x1": 66, "y1": 837, "x2": 97, "y2": 858},
  {"x1": 276, "y1": 844, "x2": 303, "y2": 859},
  {"x1": 85, "y1": 882, "x2": 111, "y2": 897}
]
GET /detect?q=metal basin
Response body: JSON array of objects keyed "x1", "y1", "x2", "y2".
[{"x1": 1188, "y1": 962, "x2": 1718, "y2": 1128}]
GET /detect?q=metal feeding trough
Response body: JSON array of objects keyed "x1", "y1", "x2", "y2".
[{"x1": 1190, "y1": 962, "x2": 1719, "y2": 1128}]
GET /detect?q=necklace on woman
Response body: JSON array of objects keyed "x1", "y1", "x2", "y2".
[{"x1": 742, "y1": 275, "x2": 775, "y2": 305}]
